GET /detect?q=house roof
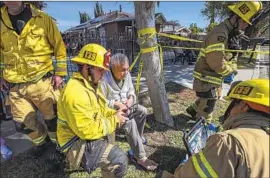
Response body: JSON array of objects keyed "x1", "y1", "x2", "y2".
[
  {"x1": 155, "y1": 13, "x2": 166, "y2": 24},
  {"x1": 64, "y1": 10, "x2": 186, "y2": 33},
  {"x1": 64, "y1": 11, "x2": 134, "y2": 32},
  {"x1": 161, "y1": 25, "x2": 191, "y2": 34}
]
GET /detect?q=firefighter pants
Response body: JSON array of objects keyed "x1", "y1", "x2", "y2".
[
  {"x1": 9, "y1": 76, "x2": 60, "y2": 146},
  {"x1": 78, "y1": 140, "x2": 128, "y2": 178},
  {"x1": 190, "y1": 97, "x2": 217, "y2": 122}
]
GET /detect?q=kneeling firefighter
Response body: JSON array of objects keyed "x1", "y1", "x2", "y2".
[
  {"x1": 186, "y1": 1, "x2": 263, "y2": 122},
  {"x1": 57, "y1": 44, "x2": 129, "y2": 177},
  {"x1": 162, "y1": 78, "x2": 269, "y2": 178}
]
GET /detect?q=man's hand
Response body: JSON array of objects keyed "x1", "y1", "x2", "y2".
[
  {"x1": 116, "y1": 110, "x2": 129, "y2": 127},
  {"x1": 51, "y1": 75, "x2": 63, "y2": 90},
  {"x1": 0, "y1": 78, "x2": 9, "y2": 92},
  {"x1": 124, "y1": 97, "x2": 133, "y2": 108},
  {"x1": 114, "y1": 101, "x2": 128, "y2": 113},
  {"x1": 224, "y1": 73, "x2": 235, "y2": 84}
]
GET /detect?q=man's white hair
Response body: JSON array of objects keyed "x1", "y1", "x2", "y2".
[{"x1": 110, "y1": 53, "x2": 129, "y2": 68}]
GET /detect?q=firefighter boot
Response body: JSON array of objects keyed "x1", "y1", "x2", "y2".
[
  {"x1": 186, "y1": 106, "x2": 197, "y2": 120},
  {"x1": 31, "y1": 136, "x2": 53, "y2": 158}
]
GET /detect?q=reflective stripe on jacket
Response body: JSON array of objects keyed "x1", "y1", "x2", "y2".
[
  {"x1": 193, "y1": 20, "x2": 234, "y2": 89},
  {"x1": 173, "y1": 112, "x2": 269, "y2": 178},
  {"x1": 57, "y1": 72, "x2": 120, "y2": 151},
  {"x1": 0, "y1": 4, "x2": 67, "y2": 83}
]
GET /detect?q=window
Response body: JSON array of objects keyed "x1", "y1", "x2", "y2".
[{"x1": 125, "y1": 26, "x2": 133, "y2": 36}]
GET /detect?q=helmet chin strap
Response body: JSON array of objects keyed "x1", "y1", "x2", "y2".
[
  {"x1": 87, "y1": 67, "x2": 99, "y2": 88},
  {"x1": 223, "y1": 99, "x2": 241, "y2": 123},
  {"x1": 229, "y1": 16, "x2": 241, "y2": 38}
]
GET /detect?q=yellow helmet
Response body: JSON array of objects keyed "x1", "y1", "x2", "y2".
[
  {"x1": 228, "y1": 1, "x2": 263, "y2": 25},
  {"x1": 71, "y1": 43, "x2": 111, "y2": 70},
  {"x1": 226, "y1": 79, "x2": 269, "y2": 114}
]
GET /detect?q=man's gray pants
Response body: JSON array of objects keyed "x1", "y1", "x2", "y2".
[{"x1": 122, "y1": 104, "x2": 147, "y2": 160}]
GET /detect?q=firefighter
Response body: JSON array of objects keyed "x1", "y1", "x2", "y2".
[
  {"x1": 186, "y1": 1, "x2": 263, "y2": 122},
  {"x1": 0, "y1": 2, "x2": 67, "y2": 156},
  {"x1": 162, "y1": 78, "x2": 269, "y2": 178},
  {"x1": 57, "y1": 44, "x2": 128, "y2": 177}
]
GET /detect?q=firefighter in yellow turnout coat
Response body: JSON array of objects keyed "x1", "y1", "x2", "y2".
[
  {"x1": 162, "y1": 78, "x2": 269, "y2": 178},
  {"x1": 186, "y1": 1, "x2": 263, "y2": 122},
  {"x1": 57, "y1": 44, "x2": 128, "y2": 177},
  {"x1": 0, "y1": 2, "x2": 67, "y2": 155}
]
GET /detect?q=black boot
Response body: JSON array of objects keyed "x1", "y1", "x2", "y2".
[
  {"x1": 186, "y1": 106, "x2": 197, "y2": 120},
  {"x1": 31, "y1": 136, "x2": 53, "y2": 158}
]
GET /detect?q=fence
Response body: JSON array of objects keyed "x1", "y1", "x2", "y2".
[
  {"x1": 63, "y1": 32, "x2": 140, "y2": 64},
  {"x1": 62, "y1": 32, "x2": 201, "y2": 77}
]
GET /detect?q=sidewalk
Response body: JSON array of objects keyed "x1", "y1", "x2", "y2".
[
  {"x1": 132, "y1": 60, "x2": 264, "y2": 96},
  {"x1": 1, "y1": 55, "x2": 268, "y2": 161}
]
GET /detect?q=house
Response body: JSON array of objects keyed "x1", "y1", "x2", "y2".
[
  {"x1": 160, "y1": 21, "x2": 191, "y2": 36},
  {"x1": 62, "y1": 8, "x2": 168, "y2": 47}
]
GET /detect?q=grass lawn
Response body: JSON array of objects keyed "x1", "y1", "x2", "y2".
[{"x1": 1, "y1": 82, "x2": 229, "y2": 178}]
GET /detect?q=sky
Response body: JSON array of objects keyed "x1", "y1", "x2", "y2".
[{"x1": 45, "y1": 1, "x2": 209, "y2": 32}]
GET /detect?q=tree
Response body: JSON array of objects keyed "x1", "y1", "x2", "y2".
[
  {"x1": 189, "y1": 23, "x2": 203, "y2": 34},
  {"x1": 79, "y1": 11, "x2": 90, "y2": 24},
  {"x1": 205, "y1": 22, "x2": 218, "y2": 32},
  {"x1": 94, "y1": 2, "x2": 104, "y2": 18},
  {"x1": 201, "y1": 1, "x2": 270, "y2": 38},
  {"x1": 200, "y1": 1, "x2": 235, "y2": 24},
  {"x1": 134, "y1": 2, "x2": 174, "y2": 127}
]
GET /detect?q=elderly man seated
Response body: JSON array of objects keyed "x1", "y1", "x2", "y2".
[{"x1": 101, "y1": 53, "x2": 158, "y2": 171}]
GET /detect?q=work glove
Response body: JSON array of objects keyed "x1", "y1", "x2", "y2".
[
  {"x1": 207, "y1": 123, "x2": 219, "y2": 135},
  {"x1": 1, "y1": 141, "x2": 13, "y2": 160},
  {"x1": 224, "y1": 73, "x2": 235, "y2": 84}
]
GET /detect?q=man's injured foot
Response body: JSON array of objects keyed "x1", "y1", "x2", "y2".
[{"x1": 137, "y1": 157, "x2": 158, "y2": 171}]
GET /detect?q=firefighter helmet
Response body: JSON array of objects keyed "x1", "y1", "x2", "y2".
[
  {"x1": 228, "y1": 1, "x2": 263, "y2": 25},
  {"x1": 225, "y1": 79, "x2": 269, "y2": 114},
  {"x1": 71, "y1": 44, "x2": 111, "y2": 70}
]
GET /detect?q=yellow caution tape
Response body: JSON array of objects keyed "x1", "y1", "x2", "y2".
[
  {"x1": 130, "y1": 28, "x2": 164, "y2": 96},
  {"x1": 130, "y1": 28, "x2": 269, "y2": 98},
  {"x1": 162, "y1": 45, "x2": 202, "y2": 51},
  {"x1": 162, "y1": 45, "x2": 270, "y2": 55},
  {"x1": 159, "y1": 33, "x2": 269, "y2": 55},
  {"x1": 158, "y1": 33, "x2": 203, "y2": 43}
]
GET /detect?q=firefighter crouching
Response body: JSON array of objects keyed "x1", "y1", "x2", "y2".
[
  {"x1": 186, "y1": 1, "x2": 263, "y2": 122},
  {"x1": 162, "y1": 78, "x2": 269, "y2": 178},
  {"x1": 57, "y1": 44, "x2": 128, "y2": 177},
  {"x1": 0, "y1": 2, "x2": 67, "y2": 156}
]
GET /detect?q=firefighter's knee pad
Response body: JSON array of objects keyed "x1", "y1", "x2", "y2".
[
  {"x1": 13, "y1": 120, "x2": 35, "y2": 134},
  {"x1": 204, "y1": 100, "x2": 217, "y2": 114},
  {"x1": 107, "y1": 145, "x2": 128, "y2": 178},
  {"x1": 45, "y1": 117, "x2": 57, "y2": 132}
]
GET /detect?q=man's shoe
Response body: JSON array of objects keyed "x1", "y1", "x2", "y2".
[{"x1": 186, "y1": 106, "x2": 197, "y2": 120}]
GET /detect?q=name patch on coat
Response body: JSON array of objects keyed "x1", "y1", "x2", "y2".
[
  {"x1": 233, "y1": 86, "x2": 253, "y2": 96},
  {"x1": 218, "y1": 36, "x2": 226, "y2": 42}
]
